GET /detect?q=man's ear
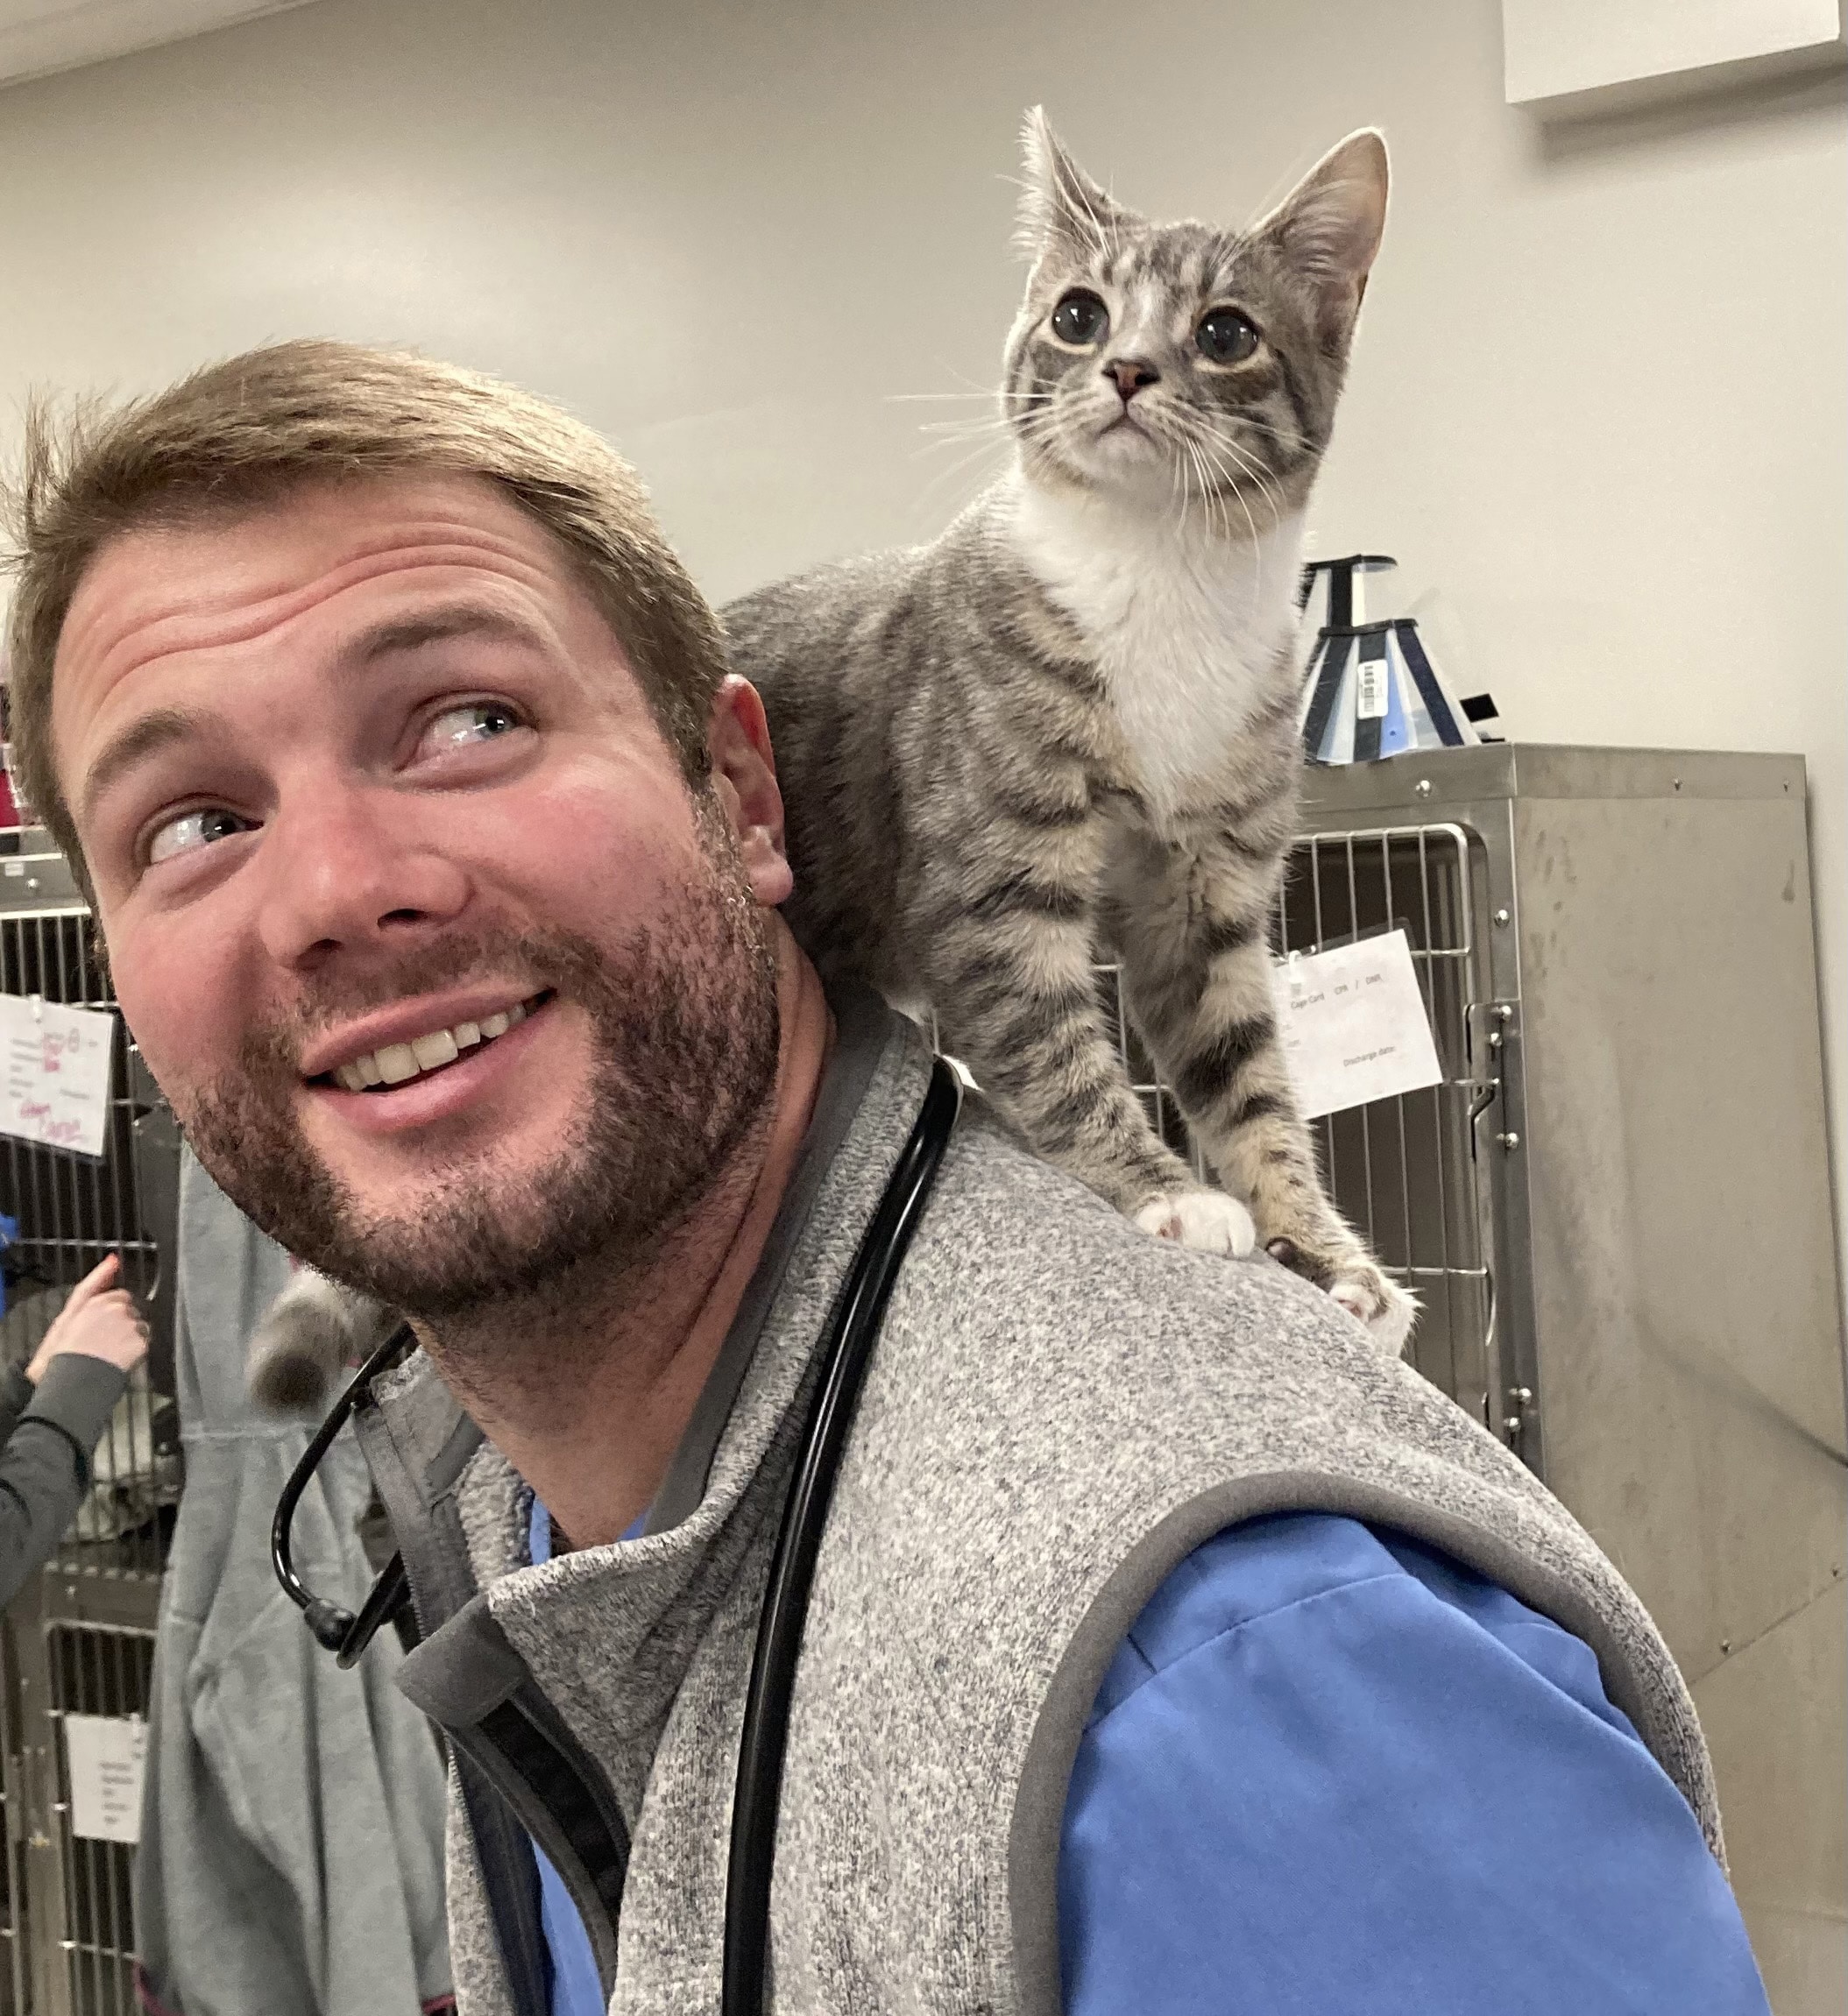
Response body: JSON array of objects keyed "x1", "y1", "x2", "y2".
[{"x1": 705, "y1": 676, "x2": 794, "y2": 910}]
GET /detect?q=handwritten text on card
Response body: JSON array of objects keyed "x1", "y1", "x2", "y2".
[
  {"x1": 1271, "y1": 930, "x2": 1444, "y2": 1121},
  {"x1": 64, "y1": 1714, "x2": 148, "y2": 1843},
  {"x1": 0, "y1": 994, "x2": 117, "y2": 1159}
]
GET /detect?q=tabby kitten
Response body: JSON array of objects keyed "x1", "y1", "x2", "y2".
[
  {"x1": 725, "y1": 110, "x2": 1413, "y2": 1348},
  {"x1": 244, "y1": 113, "x2": 1412, "y2": 1391}
]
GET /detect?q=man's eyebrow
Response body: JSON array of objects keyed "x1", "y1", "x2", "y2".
[
  {"x1": 343, "y1": 603, "x2": 549, "y2": 665},
  {"x1": 79, "y1": 707, "x2": 209, "y2": 827},
  {"x1": 76, "y1": 606, "x2": 546, "y2": 827}
]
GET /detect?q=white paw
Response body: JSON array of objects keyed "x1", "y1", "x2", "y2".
[
  {"x1": 1330, "y1": 1270, "x2": 1419, "y2": 1357},
  {"x1": 1134, "y1": 1188, "x2": 1258, "y2": 1258}
]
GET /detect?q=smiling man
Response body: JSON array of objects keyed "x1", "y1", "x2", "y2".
[
  {"x1": 39, "y1": 454, "x2": 806, "y2": 1546},
  {"x1": 4, "y1": 343, "x2": 1768, "y2": 2016}
]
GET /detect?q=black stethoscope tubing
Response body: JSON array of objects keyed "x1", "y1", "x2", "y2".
[
  {"x1": 271, "y1": 1321, "x2": 417, "y2": 1665},
  {"x1": 273, "y1": 1055, "x2": 964, "y2": 2013},
  {"x1": 722, "y1": 1053, "x2": 961, "y2": 2012}
]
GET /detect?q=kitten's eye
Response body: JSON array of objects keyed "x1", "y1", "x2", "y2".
[
  {"x1": 146, "y1": 807, "x2": 252, "y2": 867},
  {"x1": 419, "y1": 700, "x2": 526, "y2": 756},
  {"x1": 1049, "y1": 289, "x2": 1110, "y2": 347},
  {"x1": 1197, "y1": 308, "x2": 1261, "y2": 364}
]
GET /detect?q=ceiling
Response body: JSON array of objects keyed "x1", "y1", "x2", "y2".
[{"x1": 0, "y1": 0, "x2": 322, "y2": 89}]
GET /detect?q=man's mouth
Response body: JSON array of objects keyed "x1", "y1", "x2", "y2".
[{"x1": 316, "y1": 990, "x2": 553, "y2": 1093}]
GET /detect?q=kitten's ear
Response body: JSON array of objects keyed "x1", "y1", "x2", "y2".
[
  {"x1": 1016, "y1": 106, "x2": 1123, "y2": 262},
  {"x1": 1252, "y1": 130, "x2": 1388, "y2": 345}
]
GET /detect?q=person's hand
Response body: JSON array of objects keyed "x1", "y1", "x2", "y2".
[{"x1": 24, "y1": 1256, "x2": 149, "y2": 1383}]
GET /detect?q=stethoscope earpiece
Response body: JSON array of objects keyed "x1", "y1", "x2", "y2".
[{"x1": 302, "y1": 1597, "x2": 358, "y2": 1654}]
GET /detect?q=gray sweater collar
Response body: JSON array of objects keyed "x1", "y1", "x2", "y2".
[
  {"x1": 389, "y1": 987, "x2": 934, "y2": 1793},
  {"x1": 645, "y1": 979, "x2": 906, "y2": 1533}
]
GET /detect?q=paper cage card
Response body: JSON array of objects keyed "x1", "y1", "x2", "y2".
[
  {"x1": 63, "y1": 1714, "x2": 148, "y2": 1843},
  {"x1": 1271, "y1": 930, "x2": 1444, "y2": 1121},
  {"x1": 0, "y1": 994, "x2": 117, "y2": 1160}
]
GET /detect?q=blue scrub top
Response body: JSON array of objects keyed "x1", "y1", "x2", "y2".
[
  {"x1": 527, "y1": 1503, "x2": 1767, "y2": 2016},
  {"x1": 1059, "y1": 1512, "x2": 1767, "y2": 2014},
  {"x1": 526, "y1": 1499, "x2": 622, "y2": 2016}
]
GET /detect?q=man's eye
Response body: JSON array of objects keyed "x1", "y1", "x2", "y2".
[
  {"x1": 421, "y1": 701, "x2": 525, "y2": 754},
  {"x1": 146, "y1": 808, "x2": 251, "y2": 866}
]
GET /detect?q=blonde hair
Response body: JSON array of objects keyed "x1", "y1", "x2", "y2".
[{"x1": 3, "y1": 340, "x2": 728, "y2": 895}]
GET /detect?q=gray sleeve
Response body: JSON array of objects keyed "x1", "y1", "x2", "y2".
[
  {"x1": 0, "y1": 1362, "x2": 32, "y2": 1447},
  {"x1": 0, "y1": 1355, "x2": 129, "y2": 1609}
]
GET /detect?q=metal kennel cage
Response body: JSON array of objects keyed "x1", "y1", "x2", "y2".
[
  {"x1": 0, "y1": 833, "x2": 180, "y2": 2016},
  {"x1": 1285, "y1": 746, "x2": 1844, "y2": 2016},
  {"x1": 1093, "y1": 814, "x2": 1509, "y2": 1450},
  {"x1": 1090, "y1": 745, "x2": 1845, "y2": 2012}
]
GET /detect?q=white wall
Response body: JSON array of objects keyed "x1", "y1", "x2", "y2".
[{"x1": 0, "y1": 0, "x2": 1842, "y2": 1998}]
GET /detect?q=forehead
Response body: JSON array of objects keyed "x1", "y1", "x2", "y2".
[
  {"x1": 1056, "y1": 220, "x2": 1244, "y2": 301},
  {"x1": 59, "y1": 473, "x2": 576, "y2": 691},
  {"x1": 51, "y1": 473, "x2": 608, "y2": 778}
]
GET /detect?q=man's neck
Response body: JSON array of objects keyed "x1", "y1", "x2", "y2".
[{"x1": 415, "y1": 924, "x2": 834, "y2": 1550}]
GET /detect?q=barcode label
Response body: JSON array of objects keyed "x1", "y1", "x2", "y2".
[{"x1": 1356, "y1": 654, "x2": 1389, "y2": 720}]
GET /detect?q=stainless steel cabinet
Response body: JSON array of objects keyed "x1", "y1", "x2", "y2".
[{"x1": 1290, "y1": 744, "x2": 1846, "y2": 2013}]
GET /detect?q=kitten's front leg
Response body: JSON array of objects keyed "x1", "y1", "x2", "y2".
[
  {"x1": 1111, "y1": 834, "x2": 1416, "y2": 1353},
  {"x1": 915, "y1": 824, "x2": 1243, "y2": 1249}
]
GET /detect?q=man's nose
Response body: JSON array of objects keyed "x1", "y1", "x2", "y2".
[
  {"x1": 256, "y1": 783, "x2": 471, "y2": 972},
  {"x1": 1105, "y1": 357, "x2": 1160, "y2": 404}
]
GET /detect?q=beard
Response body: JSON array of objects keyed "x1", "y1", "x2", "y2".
[{"x1": 178, "y1": 817, "x2": 781, "y2": 1324}]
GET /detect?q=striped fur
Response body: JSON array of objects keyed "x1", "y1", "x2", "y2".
[{"x1": 725, "y1": 113, "x2": 1414, "y2": 1349}]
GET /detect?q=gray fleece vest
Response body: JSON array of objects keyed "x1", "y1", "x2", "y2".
[{"x1": 360, "y1": 989, "x2": 1719, "y2": 2016}]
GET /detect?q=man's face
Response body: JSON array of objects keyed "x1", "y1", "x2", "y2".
[{"x1": 53, "y1": 474, "x2": 788, "y2": 1312}]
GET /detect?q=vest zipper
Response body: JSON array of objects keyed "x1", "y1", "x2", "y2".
[{"x1": 440, "y1": 1684, "x2": 631, "y2": 1998}]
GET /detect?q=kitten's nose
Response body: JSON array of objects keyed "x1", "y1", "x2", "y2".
[{"x1": 1106, "y1": 357, "x2": 1160, "y2": 403}]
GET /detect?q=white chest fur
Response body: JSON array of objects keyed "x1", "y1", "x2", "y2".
[{"x1": 1008, "y1": 476, "x2": 1306, "y2": 819}]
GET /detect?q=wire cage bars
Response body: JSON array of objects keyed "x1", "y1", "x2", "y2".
[
  {"x1": 1084, "y1": 819, "x2": 1498, "y2": 1432},
  {"x1": 41, "y1": 1624, "x2": 152, "y2": 2016},
  {"x1": 0, "y1": 1593, "x2": 159, "y2": 2016},
  {"x1": 0, "y1": 837, "x2": 179, "y2": 2016},
  {"x1": 0, "y1": 910, "x2": 177, "y2": 1581},
  {"x1": 1273, "y1": 824, "x2": 1497, "y2": 1428}
]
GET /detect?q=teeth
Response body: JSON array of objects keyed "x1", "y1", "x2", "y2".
[
  {"x1": 375, "y1": 1043, "x2": 421, "y2": 1085},
  {"x1": 410, "y1": 1029, "x2": 460, "y2": 1072},
  {"x1": 331, "y1": 1000, "x2": 536, "y2": 1092}
]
